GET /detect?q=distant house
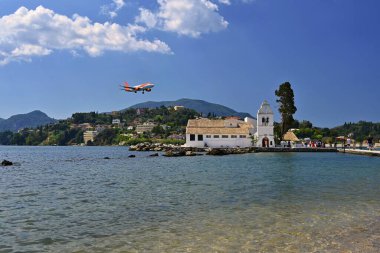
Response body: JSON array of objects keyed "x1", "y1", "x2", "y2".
[
  {"x1": 83, "y1": 131, "x2": 98, "y2": 144},
  {"x1": 185, "y1": 100, "x2": 275, "y2": 148},
  {"x1": 136, "y1": 108, "x2": 146, "y2": 115},
  {"x1": 174, "y1": 105, "x2": 184, "y2": 111},
  {"x1": 112, "y1": 119, "x2": 121, "y2": 125},
  {"x1": 112, "y1": 119, "x2": 123, "y2": 128},
  {"x1": 136, "y1": 122, "x2": 157, "y2": 134}
]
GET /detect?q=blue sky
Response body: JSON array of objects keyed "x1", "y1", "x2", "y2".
[{"x1": 0, "y1": 0, "x2": 379, "y2": 127}]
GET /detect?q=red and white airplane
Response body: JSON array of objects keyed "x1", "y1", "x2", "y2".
[{"x1": 121, "y1": 82, "x2": 155, "y2": 94}]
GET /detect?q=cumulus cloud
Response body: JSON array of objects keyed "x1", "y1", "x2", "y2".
[
  {"x1": 101, "y1": 0, "x2": 126, "y2": 18},
  {"x1": 0, "y1": 6, "x2": 171, "y2": 65},
  {"x1": 136, "y1": 0, "x2": 229, "y2": 37}
]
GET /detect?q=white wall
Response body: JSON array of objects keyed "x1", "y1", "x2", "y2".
[{"x1": 185, "y1": 134, "x2": 252, "y2": 148}]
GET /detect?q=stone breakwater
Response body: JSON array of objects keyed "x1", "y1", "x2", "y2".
[{"x1": 129, "y1": 143, "x2": 338, "y2": 156}]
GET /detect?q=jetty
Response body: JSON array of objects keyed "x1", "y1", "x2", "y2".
[{"x1": 339, "y1": 149, "x2": 380, "y2": 157}]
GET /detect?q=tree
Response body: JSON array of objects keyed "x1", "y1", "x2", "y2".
[{"x1": 275, "y1": 82, "x2": 297, "y2": 137}]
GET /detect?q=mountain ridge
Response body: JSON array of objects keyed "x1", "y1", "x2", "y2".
[
  {"x1": 125, "y1": 98, "x2": 254, "y2": 119},
  {"x1": 0, "y1": 110, "x2": 56, "y2": 132}
]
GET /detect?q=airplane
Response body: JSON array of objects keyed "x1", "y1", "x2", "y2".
[{"x1": 120, "y1": 82, "x2": 155, "y2": 94}]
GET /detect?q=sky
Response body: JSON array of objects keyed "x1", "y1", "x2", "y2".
[{"x1": 0, "y1": 0, "x2": 379, "y2": 127}]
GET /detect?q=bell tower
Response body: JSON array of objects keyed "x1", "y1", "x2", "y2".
[{"x1": 255, "y1": 100, "x2": 275, "y2": 147}]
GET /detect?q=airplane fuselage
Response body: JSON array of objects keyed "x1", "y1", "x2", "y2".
[{"x1": 123, "y1": 82, "x2": 155, "y2": 93}]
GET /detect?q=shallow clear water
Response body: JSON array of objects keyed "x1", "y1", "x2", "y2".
[{"x1": 1, "y1": 146, "x2": 380, "y2": 252}]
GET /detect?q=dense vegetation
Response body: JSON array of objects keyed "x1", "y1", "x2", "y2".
[
  {"x1": 285, "y1": 120, "x2": 380, "y2": 144},
  {"x1": 0, "y1": 107, "x2": 199, "y2": 146}
]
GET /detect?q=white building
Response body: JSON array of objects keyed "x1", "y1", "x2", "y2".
[
  {"x1": 112, "y1": 119, "x2": 121, "y2": 124},
  {"x1": 254, "y1": 100, "x2": 275, "y2": 147},
  {"x1": 135, "y1": 122, "x2": 157, "y2": 134},
  {"x1": 83, "y1": 131, "x2": 98, "y2": 144},
  {"x1": 185, "y1": 118, "x2": 254, "y2": 148},
  {"x1": 185, "y1": 100, "x2": 275, "y2": 148},
  {"x1": 174, "y1": 105, "x2": 184, "y2": 111}
]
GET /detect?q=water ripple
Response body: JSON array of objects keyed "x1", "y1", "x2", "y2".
[{"x1": 0, "y1": 146, "x2": 380, "y2": 252}]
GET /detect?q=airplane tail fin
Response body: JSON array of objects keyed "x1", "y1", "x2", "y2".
[{"x1": 124, "y1": 82, "x2": 130, "y2": 88}]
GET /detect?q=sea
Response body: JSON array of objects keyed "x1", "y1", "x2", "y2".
[{"x1": 1, "y1": 146, "x2": 380, "y2": 253}]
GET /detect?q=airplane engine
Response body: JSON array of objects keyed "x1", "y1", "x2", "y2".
[{"x1": 146, "y1": 88, "x2": 152, "y2": 92}]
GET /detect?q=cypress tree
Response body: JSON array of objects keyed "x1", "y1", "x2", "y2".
[{"x1": 275, "y1": 82, "x2": 297, "y2": 138}]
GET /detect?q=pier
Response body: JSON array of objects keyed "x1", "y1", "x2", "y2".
[{"x1": 339, "y1": 149, "x2": 380, "y2": 157}]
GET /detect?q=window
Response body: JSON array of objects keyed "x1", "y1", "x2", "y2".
[
  {"x1": 190, "y1": 134, "x2": 195, "y2": 141},
  {"x1": 213, "y1": 135, "x2": 219, "y2": 138},
  {"x1": 198, "y1": 135, "x2": 203, "y2": 141},
  {"x1": 222, "y1": 135, "x2": 228, "y2": 138},
  {"x1": 270, "y1": 141, "x2": 273, "y2": 146},
  {"x1": 239, "y1": 135, "x2": 246, "y2": 138},
  {"x1": 206, "y1": 135, "x2": 211, "y2": 138},
  {"x1": 231, "y1": 135, "x2": 237, "y2": 138}
]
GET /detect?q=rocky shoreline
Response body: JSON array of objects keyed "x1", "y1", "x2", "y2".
[{"x1": 129, "y1": 143, "x2": 338, "y2": 157}]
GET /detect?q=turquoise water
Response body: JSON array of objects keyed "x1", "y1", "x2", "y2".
[{"x1": 1, "y1": 146, "x2": 380, "y2": 252}]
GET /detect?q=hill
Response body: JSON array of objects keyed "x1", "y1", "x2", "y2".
[
  {"x1": 126, "y1": 98, "x2": 254, "y2": 119},
  {"x1": 330, "y1": 121, "x2": 380, "y2": 141},
  {"x1": 0, "y1": 110, "x2": 56, "y2": 132}
]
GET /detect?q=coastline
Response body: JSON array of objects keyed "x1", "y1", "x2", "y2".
[{"x1": 128, "y1": 142, "x2": 338, "y2": 156}]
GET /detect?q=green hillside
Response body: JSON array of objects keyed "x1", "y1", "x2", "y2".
[{"x1": 331, "y1": 121, "x2": 380, "y2": 141}]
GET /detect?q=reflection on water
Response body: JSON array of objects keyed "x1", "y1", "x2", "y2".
[{"x1": 1, "y1": 147, "x2": 380, "y2": 252}]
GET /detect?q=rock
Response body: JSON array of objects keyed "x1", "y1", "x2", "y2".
[
  {"x1": 163, "y1": 150, "x2": 186, "y2": 157},
  {"x1": 149, "y1": 153, "x2": 159, "y2": 157},
  {"x1": 163, "y1": 151, "x2": 174, "y2": 157},
  {"x1": 207, "y1": 149, "x2": 229, "y2": 156},
  {"x1": 1, "y1": 160, "x2": 13, "y2": 166},
  {"x1": 104, "y1": 157, "x2": 110, "y2": 159},
  {"x1": 185, "y1": 151, "x2": 196, "y2": 156},
  {"x1": 177, "y1": 150, "x2": 186, "y2": 156},
  {"x1": 128, "y1": 155, "x2": 136, "y2": 158}
]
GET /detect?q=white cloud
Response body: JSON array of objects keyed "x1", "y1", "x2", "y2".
[
  {"x1": 219, "y1": 0, "x2": 231, "y2": 5},
  {"x1": 135, "y1": 8, "x2": 158, "y2": 29},
  {"x1": 101, "y1": 0, "x2": 126, "y2": 18},
  {"x1": 136, "y1": 0, "x2": 229, "y2": 37},
  {"x1": 0, "y1": 6, "x2": 171, "y2": 65}
]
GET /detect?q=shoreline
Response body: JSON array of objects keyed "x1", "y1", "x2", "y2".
[{"x1": 128, "y1": 143, "x2": 338, "y2": 156}]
